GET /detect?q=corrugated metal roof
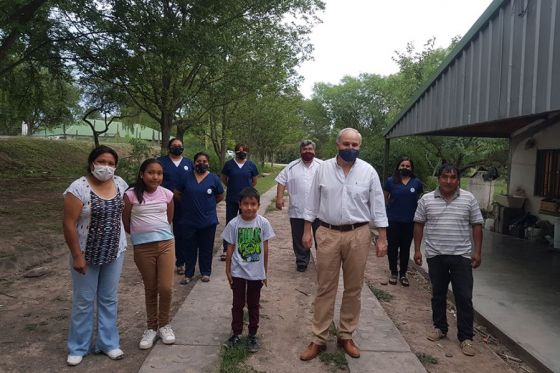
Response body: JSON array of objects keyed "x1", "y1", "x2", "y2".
[{"x1": 385, "y1": 0, "x2": 560, "y2": 139}]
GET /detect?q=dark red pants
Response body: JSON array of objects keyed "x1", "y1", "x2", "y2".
[{"x1": 231, "y1": 277, "x2": 263, "y2": 336}]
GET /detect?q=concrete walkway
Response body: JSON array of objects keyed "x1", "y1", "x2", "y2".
[{"x1": 139, "y1": 187, "x2": 424, "y2": 372}]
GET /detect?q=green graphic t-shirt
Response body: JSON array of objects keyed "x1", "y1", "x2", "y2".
[{"x1": 221, "y1": 215, "x2": 275, "y2": 280}]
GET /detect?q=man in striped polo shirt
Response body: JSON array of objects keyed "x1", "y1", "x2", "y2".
[{"x1": 413, "y1": 164, "x2": 483, "y2": 357}]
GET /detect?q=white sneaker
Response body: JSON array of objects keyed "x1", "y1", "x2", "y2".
[
  {"x1": 158, "y1": 325, "x2": 175, "y2": 345},
  {"x1": 139, "y1": 329, "x2": 158, "y2": 350},
  {"x1": 105, "y1": 348, "x2": 124, "y2": 360},
  {"x1": 67, "y1": 355, "x2": 82, "y2": 366}
]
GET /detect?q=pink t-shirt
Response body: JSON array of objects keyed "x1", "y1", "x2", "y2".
[{"x1": 125, "y1": 186, "x2": 174, "y2": 245}]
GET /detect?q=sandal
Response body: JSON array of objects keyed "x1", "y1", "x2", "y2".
[
  {"x1": 400, "y1": 276, "x2": 410, "y2": 287},
  {"x1": 176, "y1": 266, "x2": 184, "y2": 275},
  {"x1": 180, "y1": 277, "x2": 192, "y2": 285},
  {"x1": 220, "y1": 253, "x2": 227, "y2": 261},
  {"x1": 388, "y1": 274, "x2": 398, "y2": 285}
]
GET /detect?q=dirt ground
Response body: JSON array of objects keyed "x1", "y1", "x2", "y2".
[
  {"x1": 0, "y1": 181, "x2": 537, "y2": 373},
  {"x1": 0, "y1": 178, "x2": 197, "y2": 373},
  {"x1": 363, "y1": 247, "x2": 537, "y2": 373}
]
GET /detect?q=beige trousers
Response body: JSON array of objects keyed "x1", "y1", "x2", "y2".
[
  {"x1": 134, "y1": 239, "x2": 175, "y2": 330},
  {"x1": 312, "y1": 225, "x2": 372, "y2": 344}
]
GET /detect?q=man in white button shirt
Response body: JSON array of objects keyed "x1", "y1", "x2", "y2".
[
  {"x1": 299, "y1": 128, "x2": 388, "y2": 361},
  {"x1": 275, "y1": 140, "x2": 323, "y2": 272}
]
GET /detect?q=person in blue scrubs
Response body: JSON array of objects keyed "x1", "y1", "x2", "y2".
[
  {"x1": 383, "y1": 157, "x2": 423, "y2": 287},
  {"x1": 177, "y1": 152, "x2": 224, "y2": 284},
  {"x1": 220, "y1": 143, "x2": 259, "y2": 260},
  {"x1": 158, "y1": 138, "x2": 194, "y2": 275}
]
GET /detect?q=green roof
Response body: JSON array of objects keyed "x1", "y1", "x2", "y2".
[{"x1": 35, "y1": 120, "x2": 161, "y2": 141}]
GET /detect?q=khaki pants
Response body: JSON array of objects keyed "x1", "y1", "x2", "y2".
[
  {"x1": 312, "y1": 225, "x2": 372, "y2": 344},
  {"x1": 134, "y1": 239, "x2": 175, "y2": 330}
]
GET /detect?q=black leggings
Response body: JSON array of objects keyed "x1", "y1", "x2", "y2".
[{"x1": 387, "y1": 221, "x2": 414, "y2": 276}]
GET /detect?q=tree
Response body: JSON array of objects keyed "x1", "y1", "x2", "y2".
[
  {"x1": 0, "y1": 62, "x2": 79, "y2": 135},
  {"x1": 62, "y1": 0, "x2": 323, "y2": 153}
]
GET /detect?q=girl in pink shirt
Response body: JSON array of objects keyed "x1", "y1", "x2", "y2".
[{"x1": 123, "y1": 159, "x2": 176, "y2": 350}]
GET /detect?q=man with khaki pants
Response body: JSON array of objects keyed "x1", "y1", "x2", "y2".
[{"x1": 299, "y1": 128, "x2": 388, "y2": 361}]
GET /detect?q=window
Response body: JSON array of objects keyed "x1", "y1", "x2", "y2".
[{"x1": 535, "y1": 149, "x2": 560, "y2": 198}]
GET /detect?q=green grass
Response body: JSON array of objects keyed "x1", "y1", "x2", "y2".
[
  {"x1": 219, "y1": 339, "x2": 264, "y2": 373},
  {"x1": 254, "y1": 165, "x2": 282, "y2": 195},
  {"x1": 416, "y1": 352, "x2": 438, "y2": 366},
  {"x1": 319, "y1": 350, "x2": 348, "y2": 371},
  {"x1": 368, "y1": 285, "x2": 394, "y2": 302}
]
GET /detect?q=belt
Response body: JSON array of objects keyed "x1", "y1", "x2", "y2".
[{"x1": 320, "y1": 221, "x2": 368, "y2": 232}]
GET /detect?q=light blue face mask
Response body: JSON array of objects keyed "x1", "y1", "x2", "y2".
[{"x1": 338, "y1": 148, "x2": 359, "y2": 162}]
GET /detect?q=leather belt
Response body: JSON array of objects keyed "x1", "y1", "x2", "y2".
[{"x1": 320, "y1": 221, "x2": 368, "y2": 232}]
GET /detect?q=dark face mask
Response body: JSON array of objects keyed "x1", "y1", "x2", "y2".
[
  {"x1": 236, "y1": 151, "x2": 247, "y2": 160},
  {"x1": 169, "y1": 146, "x2": 184, "y2": 156},
  {"x1": 301, "y1": 152, "x2": 315, "y2": 162},
  {"x1": 338, "y1": 148, "x2": 359, "y2": 163},
  {"x1": 399, "y1": 168, "x2": 412, "y2": 177},
  {"x1": 195, "y1": 164, "x2": 209, "y2": 174}
]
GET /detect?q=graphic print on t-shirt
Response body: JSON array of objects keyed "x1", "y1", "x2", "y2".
[{"x1": 237, "y1": 227, "x2": 261, "y2": 262}]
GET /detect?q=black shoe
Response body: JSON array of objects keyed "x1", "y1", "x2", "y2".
[
  {"x1": 224, "y1": 334, "x2": 241, "y2": 348},
  {"x1": 247, "y1": 335, "x2": 260, "y2": 352},
  {"x1": 296, "y1": 265, "x2": 307, "y2": 272}
]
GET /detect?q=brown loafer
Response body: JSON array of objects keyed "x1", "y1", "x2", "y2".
[
  {"x1": 299, "y1": 342, "x2": 326, "y2": 361},
  {"x1": 337, "y1": 338, "x2": 360, "y2": 358}
]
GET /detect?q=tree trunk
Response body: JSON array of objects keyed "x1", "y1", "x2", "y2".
[{"x1": 160, "y1": 113, "x2": 173, "y2": 155}]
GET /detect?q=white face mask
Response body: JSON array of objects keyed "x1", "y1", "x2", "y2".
[{"x1": 92, "y1": 163, "x2": 116, "y2": 182}]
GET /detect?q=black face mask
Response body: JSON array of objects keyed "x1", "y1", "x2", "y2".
[
  {"x1": 236, "y1": 151, "x2": 247, "y2": 160},
  {"x1": 399, "y1": 168, "x2": 412, "y2": 177},
  {"x1": 169, "y1": 146, "x2": 184, "y2": 156},
  {"x1": 195, "y1": 164, "x2": 209, "y2": 174}
]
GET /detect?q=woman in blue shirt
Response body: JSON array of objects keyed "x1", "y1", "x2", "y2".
[
  {"x1": 220, "y1": 143, "x2": 259, "y2": 261},
  {"x1": 178, "y1": 152, "x2": 224, "y2": 284},
  {"x1": 383, "y1": 157, "x2": 423, "y2": 287},
  {"x1": 158, "y1": 138, "x2": 194, "y2": 275}
]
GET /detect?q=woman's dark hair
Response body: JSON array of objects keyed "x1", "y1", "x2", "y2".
[
  {"x1": 194, "y1": 151, "x2": 209, "y2": 162},
  {"x1": 134, "y1": 158, "x2": 162, "y2": 204},
  {"x1": 167, "y1": 138, "x2": 182, "y2": 149},
  {"x1": 87, "y1": 145, "x2": 119, "y2": 174},
  {"x1": 392, "y1": 157, "x2": 415, "y2": 184},
  {"x1": 238, "y1": 187, "x2": 260, "y2": 204},
  {"x1": 234, "y1": 143, "x2": 249, "y2": 152}
]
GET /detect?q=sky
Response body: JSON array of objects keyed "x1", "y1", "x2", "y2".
[{"x1": 298, "y1": 0, "x2": 494, "y2": 97}]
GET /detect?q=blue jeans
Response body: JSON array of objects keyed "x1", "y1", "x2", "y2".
[
  {"x1": 184, "y1": 225, "x2": 217, "y2": 277},
  {"x1": 67, "y1": 253, "x2": 124, "y2": 356}
]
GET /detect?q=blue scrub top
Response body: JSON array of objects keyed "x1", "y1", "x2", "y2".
[
  {"x1": 178, "y1": 172, "x2": 224, "y2": 229},
  {"x1": 384, "y1": 176, "x2": 423, "y2": 223},
  {"x1": 221, "y1": 159, "x2": 259, "y2": 203},
  {"x1": 158, "y1": 155, "x2": 194, "y2": 221}
]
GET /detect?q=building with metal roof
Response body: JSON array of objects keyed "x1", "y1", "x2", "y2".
[{"x1": 384, "y1": 1, "x2": 560, "y2": 372}]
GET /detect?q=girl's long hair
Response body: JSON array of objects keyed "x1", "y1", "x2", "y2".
[
  {"x1": 134, "y1": 158, "x2": 162, "y2": 204},
  {"x1": 392, "y1": 157, "x2": 415, "y2": 184}
]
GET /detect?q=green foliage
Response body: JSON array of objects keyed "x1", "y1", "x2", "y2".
[
  {"x1": 319, "y1": 350, "x2": 348, "y2": 371},
  {"x1": 219, "y1": 339, "x2": 264, "y2": 373},
  {"x1": 368, "y1": 285, "x2": 394, "y2": 303},
  {"x1": 416, "y1": 352, "x2": 438, "y2": 365},
  {"x1": 0, "y1": 137, "x2": 91, "y2": 178},
  {"x1": 253, "y1": 166, "x2": 282, "y2": 196},
  {"x1": 62, "y1": 0, "x2": 323, "y2": 153},
  {"x1": 117, "y1": 138, "x2": 158, "y2": 184}
]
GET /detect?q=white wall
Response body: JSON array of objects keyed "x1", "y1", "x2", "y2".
[{"x1": 509, "y1": 121, "x2": 560, "y2": 218}]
